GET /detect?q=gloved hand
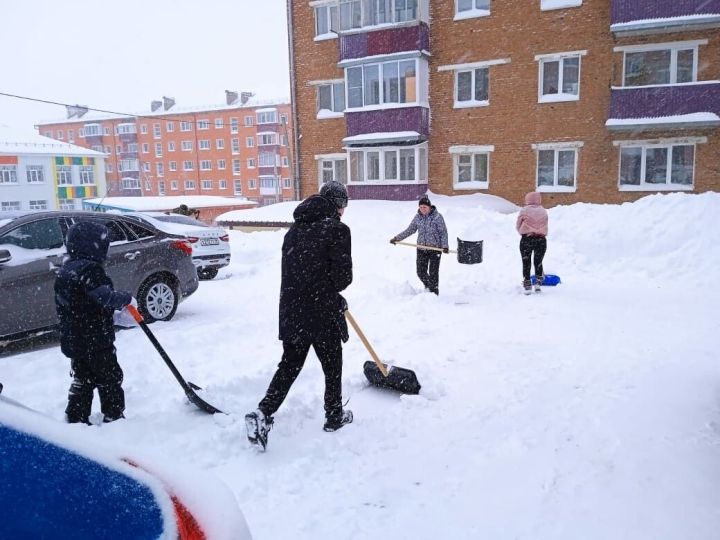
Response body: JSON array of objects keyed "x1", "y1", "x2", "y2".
[
  {"x1": 442, "y1": 247, "x2": 449, "y2": 254},
  {"x1": 390, "y1": 238, "x2": 397, "y2": 245},
  {"x1": 339, "y1": 294, "x2": 349, "y2": 313},
  {"x1": 130, "y1": 297, "x2": 138, "y2": 308}
]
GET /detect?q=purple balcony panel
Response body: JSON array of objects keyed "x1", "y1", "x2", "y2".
[
  {"x1": 347, "y1": 183, "x2": 428, "y2": 201},
  {"x1": 608, "y1": 83, "x2": 720, "y2": 123},
  {"x1": 346, "y1": 107, "x2": 429, "y2": 138},
  {"x1": 118, "y1": 133, "x2": 138, "y2": 144},
  {"x1": 258, "y1": 167, "x2": 278, "y2": 176},
  {"x1": 611, "y1": 0, "x2": 720, "y2": 24},
  {"x1": 340, "y1": 23, "x2": 430, "y2": 61}
]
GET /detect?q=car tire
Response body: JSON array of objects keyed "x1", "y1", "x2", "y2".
[
  {"x1": 137, "y1": 275, "x2": 178, "y2": 322},
  {"x1": 197, "y1": 267, "x2": 219, "y2": 280}
]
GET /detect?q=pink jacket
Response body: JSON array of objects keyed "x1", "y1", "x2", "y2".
[{"x1": 516, "y1": 192, "x2": 548, "y2": 236}]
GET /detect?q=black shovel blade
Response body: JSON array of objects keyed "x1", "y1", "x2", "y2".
[
  {"x1": 184, "y1": 388, "x2": 224, "y2": 415},
  {"x1": 457, "y1": 238, "x2": 483, "y2": 264},
  {"x1": 363, "y1": 361, "x2": 421, "y2": 394}
]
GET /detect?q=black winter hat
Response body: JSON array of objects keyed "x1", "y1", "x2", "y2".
[
  {"x1": 320, "y1": 180, "x2": 349, "y2": 209},
  {"x1": 418, "y1": 196, "x2": 431, "y2": 207},
  {"x1": 66, "y1": 221, "x2": 110, "y2": 263}
]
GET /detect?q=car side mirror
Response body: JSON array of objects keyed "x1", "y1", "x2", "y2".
[{"x1": 0, "y1": 249, "x2": 11, "y2": 264}]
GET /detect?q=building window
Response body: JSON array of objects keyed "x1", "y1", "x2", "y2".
[
  {"x1": 180, "y1": 121, "x2": 192, "y2": 132},
  {"x1": 216, "y1": 139, "x2": 225, "y2": 150},
  {"x1": 541, "y1": 0, "x2": 582, "y2": 10},
  {"x1": 202, "y1": 179, "x2": 213, "y2": 190},
  {"x1": 248, "y1": 178, "x2": 257, "y2": 189},
  {"x1": 127, "y1": 143, "x2": 138, "y2": 153},
  {"x1": 234, "y1": 180, "x2": 242, "y2": 195},
  {"x1": 259, "y1": 153, "x2": 277, "y2": 167},
  {"x1": 244, "y1": 116, "x2": 254, "y2": 126},
  {"x1": 153, "y1": 123, "x2": 161, "y2": 138},
  {"x1": 283, "y1": 177, "x2": 292, "y2": 188},
  {"x1": 219, "y1": 179, "x2": 227, "y2": 189},
  {"x1": 182, "y1": 141, "x2": 193, "y2": 151},
  {"x1": 197, "y1": 119, "x2": 210, "y2": 130},
  {"x1": 218, "y1": 159, "x2": 226, "y2": 170},
  {"x1": 106, "y1": 163, "x2": 113, "y2": 173},
  {"x1": 215, "y1": 118, "x2": 224, "y2": 129},
  {"x1": 455, "y1": 67, "x2": 489, "y2": 107},
  {"x1": 140, "y1": 124, "x2": 148, "y2": 134},
  {"x1": 317, "y1": 82, "x2": 345, "y2": 117},
  {"x1": 346, "y1": 58, "x2": 422, "y2": 109},
  {"x1": 230, "y1": 118, "x2": 239, "y2": 133},
  {"x1": 104, "y1": 145, "x2": 112, "y2": 154},
  {"x1": 143, "y1": 163, "x2": 151, "y2": 173},
  {"x1": 56, "y1": 166, "x2": 72, "y2": 185},
  {"x1": 171, "y1": 180, "x2": 178, "y2": 190},
  {"x1": 157, "y1": 163, "x2": 164, "y2": 177},
  {"x1": 450, "y1": 146, "x2": 492, "y2": 189},
  {"x1": 168, "y1": 141, "x2": 175, "y2": 152},
  {"x1": 339, "y1": 0, "x2": 419, "y2": 30},
  {"x1": 142, "y1": 143, "x2": 150, "y2": 154},
  {"x1": 79, "y1": 166, "x2": 95, "y2": 185},
  {"x1": 534, "y1": 143, "x2": 582, "y2": 191},
  {"x1": 1, "y1": 201, "x2": 21, "y2": 211},
  {"x1": 145, "y1": 180, "x2": 152, "y2": 191},
  {"x1": 280, "y1": 114, "x2": 288, "y2": 125},
  {"x1": 200, "y1": 160, "x2": 212, "y2": 171},
  {"x1": 116, "y1": 123, "x2": 136, "y2": 135},
  {"x1": 232, "y1": 139, "x2": 241, "y2": 154},
  {"x1": 315, "y1": 3, "x2": 339, "y2": 38},
  {"x1": 257, "y1": 110, "x2": 277, "y2": 124},
  {"x1": 59, "y1": 199, "x2": 77, "y2": 210},
  {"x1": 185, "y1": 180, "x2": 196, "y2": 190},
  {"x1": 537, "y1": 52, "x2": 583, "y2": 102},
  {"x1": 103, "y1": 127, "x2": 111, "y2": 136},
  {"x1": 282, "y1": 157, "x2": 289, "y2": 167},
  {"x1": 26, "y1": 165, "x2": 44, "y2": 183},
  {"x1": 319, "y1": 156, "x2": 349, "y2": 186},
  {"x1": 232, "y1": 159, "x2": 241, "y2": 175},
  {"x1": 120, "y1": 159, "x2": 139, "y2": 172},
  {"x1": 623, "y1": 45, "x2": 697, "y2": 87},
  {"x1": 68, "y1": 130, "x2": 75, "y2": 143},
  {"x1": 122, "y1": 177, "x2": 140, "y2": 189},
  {"x1": 29, "y1": 200, "x2": 48, "y2": 210},
  {"x1": 246, "y1": 137, "x2": 255, "y2": 148},
  {"x1": 260, "y1": 176, "x2": 278, "y2": 189},
  {"x1": 158, "y1": 181, "x2": 166, "y2": 195},
  {"x1": 258, "y1": 133, "x2": 278, "y2": 146},
  {"x1": 183, "y1": 161, "x2": 194, "y2": 171},
  {"x1": 166, "y1": 121, "x2": 175, "y2": 132},
  {"x1": 169, "y1": 161, "x2": 177, "y2": 171},
  {"x1": 618, "y1": 142, "x2": 695, "y2": 190},
  {"x1": 247, "y1": 158, "x2": 256, "y2": 168},
  {"x1": 199, "y1": 139, "x2": 211, "y2": 150},
  {"x1": 455, "y1": 0, "x2": 490, "y2": 19},
  {"x1": 348, "y1": 145, "x2": 427, "y2": 183},
  {"x1": 155, "y1": 143, "x2": 163, "y2": 157},
  {"x1": 116, "y1": 145, "x2": 122, "y2": 154}
]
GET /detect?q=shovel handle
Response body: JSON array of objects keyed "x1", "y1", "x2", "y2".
[
  {"x1": 394, "y1": 241, "x2": 456, "y2": 254},
  {"x1": 344, "y1": 310, "x2": 389, "y2": 377}
]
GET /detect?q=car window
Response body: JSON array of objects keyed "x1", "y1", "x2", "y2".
[
  {"x1": 123, "y1": 220, "x2": 156, "y2": 240},
  {"x1": 0, "y1": 218, "x2": 64, "y2": 250},
  {"x1": 153, "y1": 214, "x2": 209, "y2": 228}
]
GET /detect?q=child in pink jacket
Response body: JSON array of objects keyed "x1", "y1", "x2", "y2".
[{"x1": 516, "y1": 191, "x2": 548, "y2": 294}]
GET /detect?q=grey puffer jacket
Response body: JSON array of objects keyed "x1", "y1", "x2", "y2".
[{"x1": 394, "y1": 206, "x2": 449, "y2": 250}]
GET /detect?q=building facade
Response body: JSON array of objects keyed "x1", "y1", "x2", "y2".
[
  {"x1": 37, "y1": 94, "x2": 294, "y2": 206},
  {"x1": 0, "y1": 130, "x2": 106, "y2": 212},
  {"x1": 288, "y1": 0, "x2": 720, "y2": 205}
]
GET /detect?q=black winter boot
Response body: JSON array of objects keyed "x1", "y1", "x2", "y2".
[{"x1": 323, "y1": 409, "x2": 353, "y2": 432}]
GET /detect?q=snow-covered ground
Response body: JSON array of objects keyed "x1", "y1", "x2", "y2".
[{"x1": 2, "y1": 191, "x2": 719, "y2": 539}]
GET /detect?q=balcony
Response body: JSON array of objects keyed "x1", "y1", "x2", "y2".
[
  {"x1": 340, "y1": 22, "x2": 429, "y2": 62},
  {"x1": 611, "y1": 0, "x2": 720, "y2": 35},
  {"x1": 345, "y1": 107, "x2": 429, "y2": 140},
  {"x1": 606, "y1": 82, "x2": 720, "y2": 130}
]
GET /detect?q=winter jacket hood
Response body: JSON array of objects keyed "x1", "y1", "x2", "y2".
[
  {"x1": 525, "y1": 192, "x2": 542, "y2": 206},
  {"x1": 66, "y1": 221, "x2": 110, "y2": 263},
  {"x1": 516, "y1": 192, "x2": 548, "y2": 236}
]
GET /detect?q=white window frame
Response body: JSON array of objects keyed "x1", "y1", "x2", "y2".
[
  {"x1": 256, "y1": 110, "x2": 278, "y2": 124},
  {"x1": 536, "y1": 50, "x2": 585, "y2": 103},
  {"x1": 197, "y1": 119, "x2": 210, "y2": 130},
  {"x1": 613, "y1": 137, "x2": 703, "y2": 191},
  {"x1": 347, "y1": 143, "x2": 428, "y2": 184},
  {"x1": 313, "y1": 79, "x2": 346, "y2": 118},
  {"x1": 344, "y1": 56, "x2": 428, "y2": 111},
  {"x1": 58, "y1": 199, "x2": 77, "y2": 210},
  {"x1": 532, "y1": 142, "x2": 583, "y2": 193},
  {"x1": 336, "y1": 0, "x2": 426, "y2": 31},
  {"x1": 155, "y1": 142, "x2": 163, "y2": 157},
  {"x1": 79, "y1": 166, "x2": 95, "y2": 185},
  {"x1": 199, "y1": 139, "x2": 211, "y2": 150},
  {"x1": 28, "y1": 199, "x2": 48, "y2": 210},
  {"x1": 230, "y1": 118, "x2": 239, "y2": 133},
  {"x1": 244, "y1": 116, "x2": 254, "y2": 127},
  {"x1": 142, "y1": 143, "x2": 150, "y2": 154},
  {"x1": 214, "y1": 118, "x2": 224, "y2": 129},
  {"x1": 1, "y1": 201, "x2": 21, "y2": 211},
  {"x1": 156, "y1": 163, "x2": 164, "y2": 177},
  {"x1": 216, "y1": 139, "x2": 225, "y2": 150},
  {"x1": 56, "y1": 166, "x2": 72, "y2": 185},
  {"x1": 218, "y1": 159, "x2": 227, "y2": 170},
  {"x1": 181, "y1": 140, "x2": 193, "y2": 151},
  {"x1": 0, "y1": 165, "x2": 18, "y2": 184},
  {"x1": 246, "y1": 137, "x2": 255, "y2": 148},
  {"x1": 258, "y1": 132, "x2": 278, "y2": 146},
  {"x1": 26, "y1": 165, "x2": 44, "y2": 183},
  {"x1": 202, "y1": 179, "x2": 213, "y2": 190},
  {"x1": 169, "y1": 161, "x2": 177, "y2": 171},
  {"x1": 143, "y1": 162, "x2": 151, "y2": 173},
  {"x1": 314, "y1": 2, "x2": 339, "y2": 40},
  {"x1": 200, "y1": 160, "x2": 212, "y2": 171},
  {"x1": 232, "y1": 159, "x2": 241, "y2": 175},
  {"x1": 316, "y1": 154, "x2": 348, "y2": 188},
  {"x1": 180, "y1": 121, "x2": 192, "y2": 132},
  {"x1": 219, "y1": 179, "x2": 227, "y2": 189},
  {"x1": 153, "y1": 123, "x2": 161, "y2": 138},
  {"x1": 248, "y1": 178, "x2": 257, "y2": 189},
  {"x1": 247, "y1": 158, "x2": 256, "y2": 168},
  {"x1": 454, "y1": 0, "x2": 491, "y2": 21},
  {"x1": 616, "y1": 40, "x2": 705, "y2": 88},
  {"x1": 185, "y1": 180, "x2": 196, "y2": 190},
  {"x1": 168, "y1": 141, "x2": 175, "y2": 152},
  {"x1": 171, "y1": 180, "x2": 178, "y2": 191},
  {"x1": 234, "y1": 180, "x2": 242, "y2": 195},
  {"x1": 158, "y1": 181, "x2": 166, "y2": 195},
  {"x1": 454, "y1": 67, "x2": 488, "y2": 108},
  {"x1": 232, "y1": 138, "x2": 241, "y2": 154},
  {"x1": 540, "y1": 0, "x2": 582, "y2": 10},
  {"x1": 166, "y1": 121, "x2": 175, "y2": 132},
  {"x1": 183, "y1": 161, "x2": 194, "y2": 171},
  {"x1": 449, "y1": 145, "x2": 493, "y2": 189}
]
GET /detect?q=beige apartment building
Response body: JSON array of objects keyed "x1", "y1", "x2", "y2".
[
  {"x1": 37, "y1": 93, "x2": 294, "y2": 206},
  {"x1": 288, "y1": 0, "x2": 720, "y2": 205}
]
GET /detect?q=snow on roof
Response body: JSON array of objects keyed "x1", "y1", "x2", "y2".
[
  {"x1": 83, "y1": 196, "x2": 258, "y2": 212},
  {"x1": 36, "y1": 97, "x2": 290, "y2": 125},
  {"x1": 0, "y1": 126, "x2": 105, "y2": 156},
  {"x1": 611, "y1": 13, "x2": 720, "y2": 32},
  {"x1": 605, "y1": 112, "x2": 720, "y2": 129},
  {"x1": 342, "y1": 131, "x2": 422, "y2": 144}
]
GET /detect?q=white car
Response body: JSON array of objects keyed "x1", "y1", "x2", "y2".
[{"x1": 131, "y1": 212, "x2": 231, "y2": 280}]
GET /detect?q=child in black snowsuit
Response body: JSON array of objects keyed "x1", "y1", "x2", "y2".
[{"x1": 54, "y1": 221, "x2": 132, "y2": 424}]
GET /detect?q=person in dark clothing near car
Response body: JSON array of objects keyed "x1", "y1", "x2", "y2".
[
  {"x1": 390, "y1": 196, "x2": 449, "y2": 295},
  {"x1": 55, "y1": 221, "x2": 133, "y2": 424},
  {"x1": 245, "y1": 181, "x2": 353, "y2": 450}
]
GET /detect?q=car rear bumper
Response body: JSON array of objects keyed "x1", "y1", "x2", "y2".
[{"x1": 192, "y1": 254, "x2": 231, "y2": 270}]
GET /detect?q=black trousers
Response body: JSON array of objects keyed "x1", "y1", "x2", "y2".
[
  {"x1": 520, "y1": 235, "x2": 547, "y2": 281},
  {"x1": 66, "y1": 347, "x2": 124, "y2": 423},
  {"x1": 259, "y1": 332, "x2": 343, "y2": 421},
  {"x1": 416, "y1": 249, "x2": 441, "y2": 294}
]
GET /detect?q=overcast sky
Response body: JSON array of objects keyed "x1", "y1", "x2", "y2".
[{"x1": 0, "y1": 0, "x2": 290, "y2": 130}]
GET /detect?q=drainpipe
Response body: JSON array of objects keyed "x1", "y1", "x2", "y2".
[{"x1": 286, "y1": 0, "x2": 301, "y2": 201}]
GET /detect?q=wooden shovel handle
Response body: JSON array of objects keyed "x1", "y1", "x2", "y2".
[
  {"x1": 394, "y1": 241, "x2": 456, "y2": 254},
  {"x1": 344, "y1": 310, "x2": 389, "y2": 377}
]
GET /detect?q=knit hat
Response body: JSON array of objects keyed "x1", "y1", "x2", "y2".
[{"x1": 418, "y1": 196, "x2": 431, "y2": 207}]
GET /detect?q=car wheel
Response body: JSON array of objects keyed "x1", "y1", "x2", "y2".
[
  {"x1": 138, "y1": 275, "x2": 178, "y2": 322},
  {"x1": 197, "y1": 267, "x2": 219, "y2": 280}
]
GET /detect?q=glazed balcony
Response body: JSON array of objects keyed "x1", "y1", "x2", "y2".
[
  {"x1": 340, "y1": 22, "x2": 429, "y2": 61},
  {"x1": 611, "y1": 0, "x2": 720, "y2": 35},
  {"x1": 606, "y1": 82, "x2": 720, "y2": 130}
]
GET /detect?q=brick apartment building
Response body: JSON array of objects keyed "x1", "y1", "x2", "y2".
[
  {"x1": 37, "y1": 93, "x2": 294, "y2": 206},
  {"x1": 288, "y1": 0, "x2": 720, "y2": 206}
]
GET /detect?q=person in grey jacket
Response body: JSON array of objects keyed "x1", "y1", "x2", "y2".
[{"x1": 390, "y1": 196, "x2": 449, "y2": 295}]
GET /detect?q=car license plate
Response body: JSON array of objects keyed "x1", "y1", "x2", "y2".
[{"x1": 200, "y1": 238, "x2": 219, "y2": 246}]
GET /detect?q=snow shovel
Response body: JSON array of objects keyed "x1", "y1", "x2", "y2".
[
  {"x1": 126, "y1": 305, "x2": 224, "y2": 414},
  {"x1": 344, "y1": 310, "x2": 421, "y2": 394},
  {"x1": 394, "y1": 237, "x2": 483, "y2": 264}
]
